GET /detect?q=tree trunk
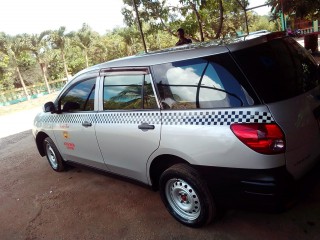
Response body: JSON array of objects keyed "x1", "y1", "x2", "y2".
[
  {"x1": 215, "y1": 0, "x2": 224, "y2": 39},
  {"x1": 235, "y1": 0, "x2": 249, "y2": 35},
  {"x1": 190, "y1": 1, "x2": 204, "y2": 42},
  {"x1": 16, "y1": 66, "x2": 30, "y2": 99},
  {"x1": 157, "y1": 33, "x2": 162, "y2": 49},
  {"x1": 244, "y1": 10, "x2": 249, "y2": 35},
  {"x1": 133, "y1": 0, "x2": 148, "y2": 53},
  {"x1": 84, "y1": 49, "x2": 89, "y2": 68},
  {"x1": 125, "y1": 44, "x2": 131, "y2": 55},
  {"x1": 61, "y1": 51, "x2": 69, "y2": 80},
  {"x1": 39, "y1": 61, "x2": 51, "y2": 94}
]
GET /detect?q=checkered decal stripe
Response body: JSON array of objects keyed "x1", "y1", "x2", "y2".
[
  {"x1": 36, "y1": 110, "x2": 274, "y2": 126},
  {"x1": 162, "y1": 110, "x2": 274, "y2": 126},
  {"x1": 96, "y1": 112, "x2": 161, "y2": 124},
  {"x1": 36, "y1": 114, "x2": 97, "y2": 124}
]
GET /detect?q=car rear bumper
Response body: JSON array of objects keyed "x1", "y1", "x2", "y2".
[{"x1": 193, "y1": 164, "x2": 319, "y2": 211}]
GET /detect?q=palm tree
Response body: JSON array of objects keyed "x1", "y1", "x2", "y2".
[
  {"x1": 71, "y1": 23, "x2": 98, "y2": 67},
  {"x1": 117, "y1": 27, "x2": 137, "y2": 55},
  {"x1": 91, "y1": 41, "x2": 108, "y2": 63},
  {"x1": 50, "y1": 27, "x2": 70, "y2": 80},
  {"x1": 25, "y1": 31, "x2": 51, "y2": 93},
  {"x1": 0, "y1": 33, "x2": 30, "y2": 99}
]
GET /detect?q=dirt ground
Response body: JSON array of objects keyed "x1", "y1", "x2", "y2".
[{"x1": 0, "y1": 130, "x2": 320, "y2": 239}]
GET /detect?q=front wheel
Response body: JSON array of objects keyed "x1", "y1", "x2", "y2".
[
  {"x1": 43, "y1": 137, "x2": 66, "y2": 172},
  {"x1": 159, "y1": 164, "x2": 216, "y2": 228}
]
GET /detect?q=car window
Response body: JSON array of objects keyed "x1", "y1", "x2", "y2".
[
  {"x1": 103, "y1": 74, "x2": 158, "y2": 110},
  {"x1": 60, "y1": 78, "x2": 96, "y2": 112},
  {"x1": 152, "y1": 56, "x2": 250, "y2": 110},
  {"x1": 232, "y1": 37, "x2": 319, "y2": 103}
]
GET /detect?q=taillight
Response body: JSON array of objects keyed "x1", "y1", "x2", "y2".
[{"x1": 230, "y1": 123, "x2": 285, "y2": 154}]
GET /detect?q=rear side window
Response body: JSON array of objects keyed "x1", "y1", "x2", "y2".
[
  {"x1": 103, "y1": 73, "x2": 158, "y2": 110},
  {"x1": 151, "y1": 54, "x2": 254, "y2": 110},
  {"x1": 232, "y1": 37, "x2": 319, "y2": 103}
]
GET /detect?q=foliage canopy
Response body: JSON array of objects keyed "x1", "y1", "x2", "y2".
[{"x1": 0, "y1": 1, "x2": 276, "y2": 96}]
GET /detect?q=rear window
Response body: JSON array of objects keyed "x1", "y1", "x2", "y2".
[
  {"x1": 151, "y1": 53, "x2": 255, "y2": 110},
  {"x1": 232, "y1": 37, "x2": 319, "y2": 103}
]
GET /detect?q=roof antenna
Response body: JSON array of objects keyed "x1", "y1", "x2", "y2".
[{"x1": 132, "y1": 0, "x2": 148, "y2": 53}]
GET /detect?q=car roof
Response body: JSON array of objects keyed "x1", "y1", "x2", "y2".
[
  {"x1": 74, "y1": 32, "x2": 286, "y2": 78},
  {"x1": 85, "y1": 44, "x2": 229, "y2": 72}
]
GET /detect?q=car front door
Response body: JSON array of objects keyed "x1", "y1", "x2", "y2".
[
  {"x1": 95, "y1": 68, "x2": 161, "y2": 183},
  {"x1": 52, "y1": 72, "x2": 108, "y2": 171}
]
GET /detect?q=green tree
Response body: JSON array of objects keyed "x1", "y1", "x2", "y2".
[
  {"x1": 25, "y1": 31, "x2": 52, "y2": 93},
  {"x1": 66, "y1": 44, "x2": 86, "y2": 74},
  {"x1": 115, "y1": 27, "x2": 142, "y2": 55},
  {"x1": 71, "y1": 23, "x2": 99, "y2": 68},
  {"x1": 50, "y1": 27, "x2": 70, "y2": 80},
  {"x1": 89, "y1": 40, "x2": 108, "y2": 65},
  {"x1": 46, "y1": 51, "x2": 65, "y2": 81},
  {"x1": 179, "y1": 0, "x2": 205, "y2": 41},
  {"x1": 0, "y1": 51, "x2": 14, "y2": 91},
  {"x1": 122, "y1": 0, "x2": 251, "y2": 43},
  {"x1": 249, "y1": 15, "x2": 277, "y2": 32},
  {"x1": 268, "y1": 0, "x2": 320, "y2": 19},
  {"x1": 0, "y1": 33, "x2": 30, "y2": 99},
  {"x1": 103, "y1": 30, "x2": 129, "y2": 59},
  {"x1": 145, "y1": 28, "x2": 176, "y2": 50},
  {"x1": 234, "y1": 0, "x2": 250, "y2": 34}
]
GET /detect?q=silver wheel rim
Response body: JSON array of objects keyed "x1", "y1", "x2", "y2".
[
  {"x1": 45, "y1": 142, "x2": 58, "y2": 169},
  {"x1": 165, "y1": 178, "x2": 201, "y2": 221}
]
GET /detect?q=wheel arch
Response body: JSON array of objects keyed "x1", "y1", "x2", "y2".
[
  {"x1": 35, "y1": 131, "x2": 49, "y2": 156},
  {"x1": 149, "y1": 154, "x2": 190, "y2": 191}
]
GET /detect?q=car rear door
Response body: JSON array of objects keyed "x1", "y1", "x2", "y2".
[
  {"x1": 267, "y1": 88, "x2": 320, "y2": 179},
  {"x1": 95, "y1": 68, "x2": 161, "y2": 183}
]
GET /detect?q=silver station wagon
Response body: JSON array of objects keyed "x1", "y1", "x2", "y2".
[{"x1": 33, "y1": 32, "x2": 320, "y2": 227}]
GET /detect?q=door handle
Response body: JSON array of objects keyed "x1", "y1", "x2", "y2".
[
  {"x1": 138, "y1": 123, "x2": 155, "y2": 130},
  {"x1": 82, "y1": 121, "x2": 92, "y2": 127}
]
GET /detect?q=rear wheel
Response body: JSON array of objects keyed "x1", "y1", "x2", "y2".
[
  {"x1": 159, "y1": 164, "x2": 216, "y2": 227},
  {"x1": 43, "y1": 137, "x2": 66, "y2": 172}
]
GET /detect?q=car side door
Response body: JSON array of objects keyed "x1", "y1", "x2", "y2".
[
  {"x1": 52, "y1": 71, "x2": 108, "y2": 170},
  {"x1": 95, "y1": 68, "x2": 161, "y2": 183}
]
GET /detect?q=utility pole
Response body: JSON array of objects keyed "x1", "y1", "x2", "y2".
[{"x1": 132, "y1": 0, "x2": 148, "y2": 53}]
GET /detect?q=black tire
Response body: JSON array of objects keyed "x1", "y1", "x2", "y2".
[
  {"x1": 43, "y1": 137, "x2": 66, "y2": 172},
  {"x1": 159, "y1": 163, "x2": 216, "y2": 228}
]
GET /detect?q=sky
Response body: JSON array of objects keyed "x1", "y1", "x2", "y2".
[
  {"x1": 0, "y1": 0, "x2": 125, "y2": 35},
  {"x1": 0, "y1": 0, "x2": 271, "y2": 36},
  {"x1": 249, "y1": 0, "x2": 271, "y2": 15}
]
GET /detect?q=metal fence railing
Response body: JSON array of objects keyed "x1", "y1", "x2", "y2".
[
  {"x1": 0, "y1": 79, "x2": 68, "y2": 106},
  {"x1": 300, "y1": 27, "x2": 316, "y2": 35}
]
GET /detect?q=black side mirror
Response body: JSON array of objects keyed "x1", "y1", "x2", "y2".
[
  {"x1": 62, "y1": 101, "x2": 80, "y2": 112},
  {"x1": 43, "y1": 101, "x2": 56, "y2": 113}
]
